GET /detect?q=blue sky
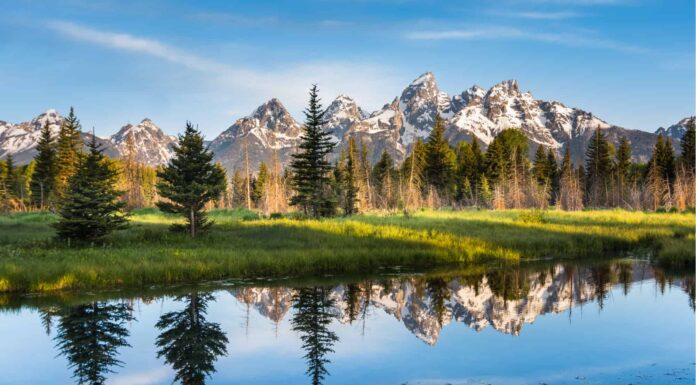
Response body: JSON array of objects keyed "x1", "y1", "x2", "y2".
[{"x1": 1, "y1": 0, "x2": 694, "y2": 137}]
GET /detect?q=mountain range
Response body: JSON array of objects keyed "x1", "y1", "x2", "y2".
[
  {"x1": 229, "y1": 262, "x2": 669, "y2": 345},
  {"x1": 1, "y1": 73, "x2": 689, "y2": 171}
]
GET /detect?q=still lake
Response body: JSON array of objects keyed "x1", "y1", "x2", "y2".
[{"x1": 0, "y1": 259, "x2": 693, "y2": 385}]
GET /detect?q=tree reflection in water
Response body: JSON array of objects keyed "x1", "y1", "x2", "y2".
[
  {"x1": 54, "y1": 301, "x2": 133, "y2": 385},
  {"x1": 155, "y1": 292, "x2": 228, "y2": 385},
  {"x1": 291, "y1": 287, "x2": 339, "y2": 385}
]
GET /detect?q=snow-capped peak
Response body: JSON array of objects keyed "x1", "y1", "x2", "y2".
[
  {"x1": 410, "y1": 71, "x2": 436, "y2": 87},
  {"x1": 110, "y1": 118, "x2": 176, "y2": 166},
  {"x1": 655, "y1": 116, "x2": 693, "y2": 140}
]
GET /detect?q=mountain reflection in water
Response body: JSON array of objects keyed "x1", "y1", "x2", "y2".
[{"x1": 1, "y1": 259, "x2": 693, "y2": 385}]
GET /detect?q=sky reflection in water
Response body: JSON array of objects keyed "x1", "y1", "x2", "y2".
[{"x1": 0, "y1": 259, "x2": 693, "y2": 385}]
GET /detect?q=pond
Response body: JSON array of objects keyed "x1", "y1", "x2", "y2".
[{"x1": 0, "y1": 259, "x2": 693, "y2": 385}]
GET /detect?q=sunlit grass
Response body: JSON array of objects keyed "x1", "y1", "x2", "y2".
[{"x1": 0, "y1": 208, "x2": 692, "y2": 293}]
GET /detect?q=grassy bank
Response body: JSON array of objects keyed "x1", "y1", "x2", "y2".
[{"x1": 0, "y1": 208, "x2": 693, "y2": 293}]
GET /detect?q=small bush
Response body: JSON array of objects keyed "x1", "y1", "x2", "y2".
[
  {"x1": 269, "y1": 212, "x2": 284, "y2": 220},
  {"x1": 241, "y1": 212, "x2": 260, "y2": 221},
  {"x1": 517, "y1": 210, "x2": 547, "y2": 224},
  {"x1": 656, "y1": 207, "x2": 667, "y2": 213}
]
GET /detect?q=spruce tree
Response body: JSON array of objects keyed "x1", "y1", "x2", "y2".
[
  {"x1": 680, "y1": 117, "x2": 695, "y2": 175},
  {"x1": 31, "y1": 121, "x2": 57, "y2": 209},
  {"x1": 423, "y1": 115, "x2": 456, "y2": 197},
  {"x1": 615, "y1": 137, "x2": 632, "y2": 202},
  {"x1": 252, "y1": 162, "x2": 269, "y2": 206},
  {"x1": 4, "y1": 153, "x2": 17, "y2": 199},
  {"x1": 156, "y1": 122, "x2": 226, "y2": 237},
  {"x1": 372, "y1": 150, "x2": 394, "y2": 193},
  {"x1": 455, "y1": 142, "x2": 477, "y2": 203},
  {"x1": 546, "y1": 148, "x2": 559, "y2": 202},
  {"x1": 584, "y1": 128, "x2": 612, "y2": 206},
  {"x1": 649, "y1": 133, "x2": 676, "y2": 185},
  {"x1": 533, "y1": 145, "x2": 549, "y2": 185},
  {"x1": 290, "y1": 85, "x2": 336, "y2": 217},
  {"x1": 55, "y1": 134, "x2": 128, "y2": 244},
  {"x1": 372, "y1": 150, "x2": 396, "y2": 208},
  {"x1": 342, "y1": 137, "x2": 359, "y2": 216},
  {"x1": 55, "y1": 107, "x2": 83, "y2": 200}
]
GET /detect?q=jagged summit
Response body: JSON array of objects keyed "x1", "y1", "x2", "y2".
[
  {"x1": 655, "y1": 117, "x2": 693, "y2": 140},
  {"x1": 110, "y1": 119, "x2": 176, "y2": 166},
  {"x1": 0, "y1": 73, "x2": 677, "y2": 169}
]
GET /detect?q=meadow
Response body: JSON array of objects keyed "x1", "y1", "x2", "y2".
[{"x1": 0, "y1": 208, "x2": 693, "y2": 293}]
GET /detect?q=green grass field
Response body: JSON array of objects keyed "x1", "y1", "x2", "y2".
[{"x1": 0, "y1": 208, "x2": 693, "y2": 293}]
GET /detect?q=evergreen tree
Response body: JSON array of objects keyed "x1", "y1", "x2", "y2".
[
  {"x1": 156, "y1": 292, "x2": 228, "y2": 385},
  {"x1": 546, "y1": 148, "x2": 559, "y2": 203},
  {"x1": 290, "y1": 85, "x2": 336, "y2": 218},
  {"x1": 252, "y1": 162, "x2": 269, "y2": 206},
  {"x1": 680, "y1": 117, "x2": 695, "y2": 175},
  {"x1": 485, "y1": 129, "x2": 528, "y2": 183},
  {"x1": 4, "y1": 153, "x2": 17, "y2": 199},
  {"x1": 649, "y1": 133, "x2": 676, "y2": 185},
  {"x1": 156, "y1": 122, "x2": 226, "y2": 237},
  {"x1": 372, "y1": 150, "x2": 396, "y2": 209},
  {"x1": 291, "y1": 287, "x2": 338, "y2": 385},
  {"x1": 423, "y1": 115, "x2": 456, "y2": 197},
  {"x1": 231, "y1": 169, "x2": 246, "y2": 207},
  {"x1": 31, "y1": 121, "x2": 57, "y2": 208},
  {"x1": 479, "y1": 175, "x2": 492, "y2": 207},
  {"x1": 533, "y1": 145, "x2": 549, "y2": 185},
  {"x1": 559, "y1": 147, "x2": 583, "y2": 210},
  {"x1": 455, "y1": 141, "x2": 483, "y2": 204},
  {"x1": 615, "y1": 137, "x2": 632, "y2": 203},
  {"x1": 584, "y1": 128, "x2": 612, "y2": 206},
  {"x1": 55, "y1": 301, "x2": 133, "y2": 385},
  {"x1": 342, "y1": 137, "x2": 359, "y2": 216},
  {"x1": 54, "y1": 135, "x2": 127, "y2": 244},
  {"x1": 55, "y1": 107, "x2": 83, "y2": 200}
]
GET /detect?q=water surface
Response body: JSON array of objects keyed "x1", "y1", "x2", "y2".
[{"x1": 0, "y1": 259, "x2": 693, "y2": 385}]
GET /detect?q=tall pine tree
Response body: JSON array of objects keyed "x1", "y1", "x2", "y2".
[
  {"x1": 55, "y1": 134, "x2": 128, "y2": 244},
  {"x1": 342, "y1": 137, "x2": 359, "y2": 216},
  {"x1": 290, "y1": 85, "x2": 336, "y2": 218},
  {"x1": 157, "y1": 122, "x2": 226, "y2": 237},
  {"x1": 615, "y1": 136, "x2": 632, "y2": 204},
  {"x1": 423, "y1": 114, "x2": 456, "y2": 198},
  {"x1": 31, "y1": 120, "x2": 57, "y2": 209},
  {"x1": 252, "y1": 162, "x2": 269, "y2": 207},
  {"x1": 649, "y1": 133, "x2": 676, "y2": 185},
  {"x1": 679, "y1": 117, "x2": 695, "y2": 175},
  {"x1": 584, "y1": 128, "x2": 612, "y2": 207},
  {"x1": 54, "y1": 107, "x2": 83, "y2": 200}
]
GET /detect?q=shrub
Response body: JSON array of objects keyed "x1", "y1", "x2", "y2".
[{"x1": 517, "y1": 210, "x2": 547, "y2": 224}]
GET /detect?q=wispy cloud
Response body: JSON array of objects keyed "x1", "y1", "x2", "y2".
[
  {"x1": 46, "y1": 20, "x2": 403, "y2": 117},
  {"x1": 191, "y1": 11, "x2": 278, "y2": 26},
  {"x1": 404, "y1": 26, "x2": 646, "y2": 53},
  {"x1": 498, "y1": 10, "x2": 583, "y2": 20},
  {"x1": 513, "y1": 0, "x2": 630, "y2": 4},
  {"x1": 48, "y1": 21, "x2": 235, "y2": 74}
]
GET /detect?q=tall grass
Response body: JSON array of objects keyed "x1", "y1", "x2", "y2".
[{"x1": 0, "y1": 208, "x2": 692, "y2": 293}]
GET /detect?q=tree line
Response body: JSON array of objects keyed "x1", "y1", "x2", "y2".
[{"x1": 0, "y1": 87, "x2": 694, "y2": 242}]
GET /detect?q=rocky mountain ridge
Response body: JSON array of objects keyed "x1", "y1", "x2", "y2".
[
  {"x1": 1, "y1": 73, "x2": 688, "y2": 171},
  {"x1": 229, "y1": 262, "x2": 660, "y2": 345}
]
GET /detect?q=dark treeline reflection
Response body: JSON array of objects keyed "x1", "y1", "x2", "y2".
[
  {"x1": 291, "y1": 287, "x2": 339, "y2": 385},
  {"x1": 54, "y1": 301, "x2": 134, "y2": 385},
  {"x1": 14, "y1": 260, "x2": 693, "y2": 385},
  {"x1": 156, "y1": 292, "x2": 228, "y2": 385}
]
